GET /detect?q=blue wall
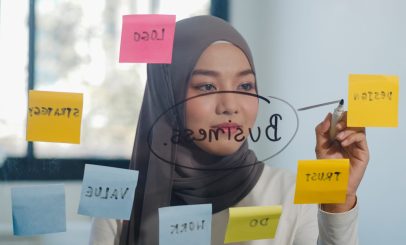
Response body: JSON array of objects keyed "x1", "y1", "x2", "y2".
[{"x1": 231, "y1": 0, "x2": 406, "y2": 244}]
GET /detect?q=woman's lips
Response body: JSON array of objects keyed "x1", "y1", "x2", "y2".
[{"x1": 211, "y1": 123, "x2": 242, "y2": 134}]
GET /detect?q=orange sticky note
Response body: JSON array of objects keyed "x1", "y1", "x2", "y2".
[
  {"x1": 119, "y1": 14, "x2": 176, "y2": 63},
  {"x1": 26, "y1": 90, "x2": 83, "y2": 144},
  {"x1": 294, "y1": 159, "x2": 350, "y2": 204},
  {"x1": 224, "y1": 206, "x2": 282, "y2": 244},
  {"x1": 348, "y1": 74, "x2": 399, "y2": 127}
]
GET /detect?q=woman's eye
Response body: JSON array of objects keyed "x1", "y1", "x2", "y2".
[
  {"x1": 239, "y1": 82, "x2": 255, "y2": 91},
  {"x1": 195, "y1": 83, "x2": 217, "y2": 92}
]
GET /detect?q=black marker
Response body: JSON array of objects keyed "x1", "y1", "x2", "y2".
[{"x1": 329, "y1": 99, "x2": 345, "y2": 140}]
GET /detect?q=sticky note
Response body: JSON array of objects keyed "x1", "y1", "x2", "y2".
[
  {"x1": 26, "y1": 90, "x2": 83, "y2": 144},
  {"x1": 224, "y1": 206, "x2": 282, "y2": 243},
  {"x1": 11, "y1": 184, "x2": 66, "y2": 236},
  {"x1": 294, "y1": 159, "x2": 350, "y2": 204},
  {"x1": 159, "y1": 204, "x2": 212, "y2": 245},
  {"x1": 348, "y1": 74, "x2": 399, "y2": 127},
  {"x1": 78, "y1": 164, "x2": 138, "y2": 220},
  {"x1": 119, "y1": 14, "x2": 176, "y2": 63}
]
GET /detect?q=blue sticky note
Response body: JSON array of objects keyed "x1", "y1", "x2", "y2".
[
  {"x1": 78, "y1": 164, "x2": 138, "y2": 220},
  {"x1": 159, "y1": 204, "x2": 212, "y2": 245},
  {"x1": 11, "y1": 184, "x2": 66, "y2": 236}
]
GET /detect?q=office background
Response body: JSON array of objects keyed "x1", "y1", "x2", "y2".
[{"x1": 1, "y1": 0, "x2": 405, "y2": 244}]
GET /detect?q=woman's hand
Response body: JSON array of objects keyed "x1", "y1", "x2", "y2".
[{"x1": 315, "y1": 112, "x2": 369, "y2": 212}]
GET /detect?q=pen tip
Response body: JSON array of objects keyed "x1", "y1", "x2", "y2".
[{"x1": 339, "y1": 99, "x2": 344, "y2": 105}]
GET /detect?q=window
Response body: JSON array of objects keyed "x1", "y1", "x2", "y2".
[
  {"x1": 0, "y1": 1, "x2": 29, "y2": 159},
  {"x1": 0, "y1": 0, "x2": 228, "y2": 180}
]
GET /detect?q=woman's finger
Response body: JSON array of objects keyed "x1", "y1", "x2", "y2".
[
  {"x1": 336, "y1": 127, "x2": 366, "y2": 141},
  {"x1": 335, "y1": 111, "x2": 347, "y2": 131},
  {"x1": 315, "y1": 113, "x2": 332, "y2": 145},
  {"x1": 340, "y1": 131, "x2": 368, "y2": 150}
]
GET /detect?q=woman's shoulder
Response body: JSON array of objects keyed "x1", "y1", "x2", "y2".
[
  {"x1": 89, "y1": 218, "x2": 122, "y2": 245},
  {"x1": 258, "y1": 164, "x2": 296, "y2": 191},
  {"x1": 237, "y1": 164, "x2": 296, "y2": 206}
]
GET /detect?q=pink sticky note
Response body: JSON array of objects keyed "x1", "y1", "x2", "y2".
[{"x1": 119, "y1": 14, "x2": 176, "y2": 64}]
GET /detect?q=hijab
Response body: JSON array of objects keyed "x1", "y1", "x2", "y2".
[{"x1": 120, "y1": 15, "x2": 264, "y2": 245}]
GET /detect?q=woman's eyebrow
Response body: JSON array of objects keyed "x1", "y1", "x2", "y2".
[
  {"x1": 237, "y1": 69, "x2": 255, "y2": 77},
  {"x1": 191, "y1": 69, "x2": 255, "y2": 77},
  {"x1": 191, "y1": 69, "x2": 220, "y2": 77}
]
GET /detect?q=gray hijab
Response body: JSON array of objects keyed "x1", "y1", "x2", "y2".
[{"x1": 120, "y1": 15, "x2": 264, "y2": 245}]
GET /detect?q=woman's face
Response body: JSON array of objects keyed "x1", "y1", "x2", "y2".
[{"x1": 185, "y1": 43, "x2": 258, "y2": 156}]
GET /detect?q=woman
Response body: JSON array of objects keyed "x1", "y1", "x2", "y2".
[{"x1": 90, "y1": 15, "x2": 369, "y2": 245}]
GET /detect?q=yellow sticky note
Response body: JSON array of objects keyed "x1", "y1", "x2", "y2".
[
  {"x1": 26, "y1": 90, "x2": 83, "y2": 144},
  {"x1": 224, "y1": 205, "x2": 282, "y2": 244},
  {"x1": 348, "y1": 74, "x2": 399, "y2": 127},
  {"x1": 294, "y1": 159, "x2": 350, "y2": 204}
]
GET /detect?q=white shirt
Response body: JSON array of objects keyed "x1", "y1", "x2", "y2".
[{"x1": 89, "y1": 166, "x2": 358, "y2": 245}]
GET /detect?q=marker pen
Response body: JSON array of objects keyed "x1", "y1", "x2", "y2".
[{"x1": 329, "y1": 99, "x2": 345, "y2": 140}]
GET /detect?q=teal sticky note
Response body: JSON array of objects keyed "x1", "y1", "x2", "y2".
[
  {"x1": 159, "y1": 204, "x2": 212, "y2": 245},
  {"x1": 11, "y1": 184, "x2": 66, "y2": 236},
  {"x1": 78, "y1": 164, "x2": 138, "y2": 220}
]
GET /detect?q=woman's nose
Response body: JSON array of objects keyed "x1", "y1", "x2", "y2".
[{"x1": 215, "y1": 92, "x2": 239, "y2": 115}]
